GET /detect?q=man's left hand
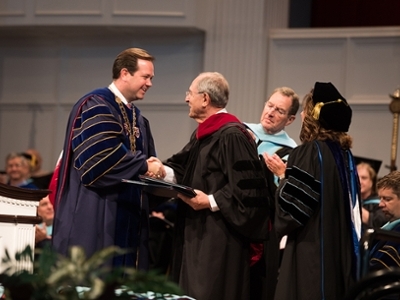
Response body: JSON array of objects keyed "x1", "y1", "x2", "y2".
[{"x1": 177, "y1": 189, "x2": 210, "y2": 211}]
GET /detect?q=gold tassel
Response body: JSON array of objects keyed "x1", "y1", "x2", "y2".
[
  {"x1": 312, "y1": 102, "x2": 324, "y2": 120},
  {"x1": 312, "y1": 99, "x2": 347, "y2": 120}
]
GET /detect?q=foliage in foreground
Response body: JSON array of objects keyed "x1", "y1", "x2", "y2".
[{"x1": 0, "y1": 245, "x2": 185, "y2": 300}]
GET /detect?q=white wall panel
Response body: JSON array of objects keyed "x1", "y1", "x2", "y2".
[
  {"x1": 197, "y1": 0, "x2": 282, "y2": 122},
  {"x1": 0, "y1": 30, "x2": 204, "y2": 171},
  {"x1": 0, "y1": 105, "x2": 58, "y2": 170},
  {"x1": 57, "y1": 46, "x2": 115, "y2": 104},
  {"x1": 0, "y1": 0, "x2": 196, "y2": 26},
  {"x1": 284, "y1": 104, "x2": 394, "y2": 178},
  {"x1": 0, "y1": 0, "x2": 25, "y2": 16},
  {"x1": 348, "y1": 37, "x2": 400, "y2": 102},
  {"x1": 34, "y1": 0, "x2": 102, "y2": 15},
  {"x1": 0, "y1": 46, "x2": 59, "y2": 105},
  {"x1": 268, "y1": 38, "x2": 347, "y2": 97},
  {"x1": 268, "y1": 28, "x2": 400, "y2": 177},
  {"x1": 0, "y1": 3, "x2": 399, "y2": 181},
  {"x1": 268, "y1": 27, "x2": 400, "y2": 104},
  {"x1": 112, "y1": 0, "x2": 186, "y2": 17},
  {"x1": 136, "y1": 103, "x2": 197, "y2": 161}
]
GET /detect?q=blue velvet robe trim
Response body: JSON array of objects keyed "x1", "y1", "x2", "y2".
[
  {"x1": 279, "y1": 165, "x2": 320, "y2": 226},
  {"x1": 53, "y1": 87, "x2": 155, "y2": 270},
  {"x1": 325, "y1": 140, "x2": 360, "y2": 278}
]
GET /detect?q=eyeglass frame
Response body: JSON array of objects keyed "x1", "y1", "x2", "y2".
[{"x1": 185, "y1": 90, "x2": 205, "y2": 97}]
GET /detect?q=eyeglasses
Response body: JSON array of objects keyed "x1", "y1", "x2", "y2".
[
  {"x1": 185, "y1": 91, "x2": 204, "y2": 97},
  {"x1": 265, "y1": 102, "x2": 288, "y2": 116}
]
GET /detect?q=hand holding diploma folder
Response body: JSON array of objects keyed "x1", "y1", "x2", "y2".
[{"x1": 122, "y1": 175, "x2": 197, "y2": 198}]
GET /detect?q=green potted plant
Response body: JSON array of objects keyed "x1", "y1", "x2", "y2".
[{"x1": 0, "y1": 245, "x2": 188, "y2": 300}]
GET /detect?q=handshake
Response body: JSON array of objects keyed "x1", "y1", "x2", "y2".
[{"x1": 146, "y1": 156, "x2": 166, "y2": 179}]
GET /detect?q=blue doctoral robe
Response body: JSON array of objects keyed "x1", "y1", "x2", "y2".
[
  {"x1": 369, "y1": 219, "x2": 400, "y2": 271},
  {"x1": 244, "y1": 123, "x2": 297, "y2": 158},
  {"x1": 52, "y1": 87, "x2": 156, "y2": 270}
]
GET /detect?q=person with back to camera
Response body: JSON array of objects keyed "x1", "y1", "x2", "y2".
[
  {"x1": 244, "y1": 86, "x2": 299, "y2": 299},
  {"x1": 273, "y1": 82, "x2": 362, "y2": 299},
  {"x1": 52, "y1": 48, "x2": 165, "y2": 271},
  {"x1": 159, "y1": 72, "x2": 270, "y2": 300}
]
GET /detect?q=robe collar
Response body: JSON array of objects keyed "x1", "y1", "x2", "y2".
[
  {"x1": 196, "y1": 111, "x2": 241, "y2": 140},
  {"x1": 108, "y1": 82, "x2": 131, "y2": 108},
  {"x1": 381, "y1": 218, "x2": 400, "y2": 231}
]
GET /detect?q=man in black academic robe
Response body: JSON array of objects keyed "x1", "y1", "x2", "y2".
[{"x1": 163, "y1": 72, "x2": 270, "y2": 300}]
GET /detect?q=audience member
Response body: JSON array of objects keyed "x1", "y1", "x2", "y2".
[
  {"x1": 162, "y1": 72, "x2": 270, "y2": 300},
  {"x1": 23, "y1": 149, "x2": 53, "y2": 189},
  {"x1": 357, "y1": 162, "x2": 388, "y2": 228},
  {"x1": 35, "y1": 195, "x2": 54, "y2": 249},
  {"x1": 369, "y1": 171, "x2": 400, "y2": 271},
  {"x1": 274, "y1": 82, "x2": 361, "y2": 299},
  {"x1": 0, "y1": 170, "x2": 7, "y2": 185},
  {"x1": 52, "y1": 47, "x2": 165, "y2": 271},
  {"x1": 5, "y1": 152, "x2": 38, "y2": 189},
  {"x1": 244, "y1": 86, "x2": 299, "y2": 300}
]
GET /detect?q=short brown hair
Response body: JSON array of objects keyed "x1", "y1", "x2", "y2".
[
  {"x1": 269, "y1": 87, "x2": 300, "y2": 116},
  {"x1": 377, "y1": 171, "x2": 400, "y2": 198},
  {"x1": 112, "y1": 48, "x2": 155, "y2": 79}
]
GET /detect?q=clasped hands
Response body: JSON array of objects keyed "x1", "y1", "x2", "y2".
[
  {"x1": 146, "y1": 156, "x2": 166, "y2": 179},
  {"x1": 146, "y1": 157, "x2": 209, "y2": 211}
]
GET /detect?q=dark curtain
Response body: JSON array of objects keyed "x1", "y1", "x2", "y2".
[{"x1": 311, "y1": 0, "x2": 400, "y2": 27}]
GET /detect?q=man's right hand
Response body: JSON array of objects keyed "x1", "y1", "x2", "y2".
[{"x1": 146, "y1": 157, "x2": 166, "y2": 179}]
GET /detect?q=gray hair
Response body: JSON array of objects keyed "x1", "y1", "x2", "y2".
[{"x1": 196, "y1": 72, "x2": 229, "y2": 108}]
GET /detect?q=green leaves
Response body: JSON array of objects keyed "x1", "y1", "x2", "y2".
[{"x1": 0, "y1": 245, "x2": 183, "y2": 300}]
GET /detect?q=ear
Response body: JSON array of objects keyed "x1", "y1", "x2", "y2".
[
  {"x1": 285, "y1": 115, "x2": 296, "y2": 126},
  {"x1": 202, "y1": 92, "x2": 210, "y2": 107},
  {"x1": 120, "y1": 68, "x2": 130, "y2": 81}
]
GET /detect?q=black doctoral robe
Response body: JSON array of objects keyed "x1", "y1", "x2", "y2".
[
  {"x1": 165, "y1": 117, "x2": 270, "y2": 300},
  {"x1": 274, "y1": 140, "x2": 362, "y2": 300}
]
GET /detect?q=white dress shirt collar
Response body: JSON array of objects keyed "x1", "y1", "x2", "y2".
[{"x1": 108, "y1": 82, "x2": 130, "y2": 106}]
